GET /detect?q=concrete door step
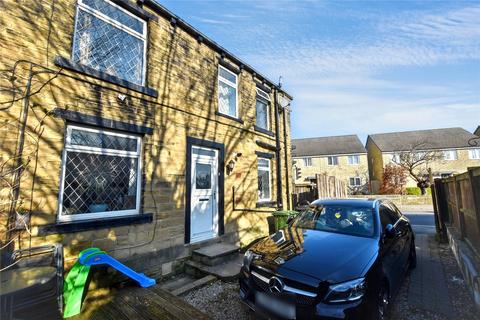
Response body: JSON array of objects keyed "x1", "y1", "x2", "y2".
[
  {"x1": 160, "y1": 274, "x2": 216, "y2": 296},
  {"x1": 192, "y1": 243, "x2": 240, "y2": 266},
  {"x1": 186, "y1": 253, "x2": 243, "y2": 281}
]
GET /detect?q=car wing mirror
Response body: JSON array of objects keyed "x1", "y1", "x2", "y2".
[{"x1": 384, "y1": 224, "x2": 396, "y2": 239}]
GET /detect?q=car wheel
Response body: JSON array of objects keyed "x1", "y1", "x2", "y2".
[{"x1": 409, "y1": 239, "x2": 417, "y2": 270}]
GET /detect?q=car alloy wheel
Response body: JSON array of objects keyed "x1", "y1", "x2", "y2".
[{"x1": 377, "y1": 285, "x2": 389, "y2": 320}]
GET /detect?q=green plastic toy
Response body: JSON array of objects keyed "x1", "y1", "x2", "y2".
[{"x1": 63, "y1": 247, "x2": 155, "y2": 318}]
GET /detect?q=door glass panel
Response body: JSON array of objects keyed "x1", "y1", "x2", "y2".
[
  {"x1": 194, "y1": 148, "x2": 216, "y2": 157},
  {"x1": 196, "y1": 163, "x2": 211, "y2": 189}
]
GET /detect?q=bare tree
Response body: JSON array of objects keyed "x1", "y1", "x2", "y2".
[{"x1": 391, "y1": 141, "x2": 442, "y2": 195}]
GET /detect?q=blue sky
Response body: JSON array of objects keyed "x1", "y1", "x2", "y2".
[{"x1": 158, "y1": 0, "x2": 480, "y2": 142}]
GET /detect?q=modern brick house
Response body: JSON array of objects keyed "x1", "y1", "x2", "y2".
[
  {"x1": 292, "y1": 135, "x2": 368, "y2": 194},
  {"x1": 0, "y1": 0, "x2": 293, "y2": 273},
  {"x1": 366, "y1": 128, "x2": 480, "y2": 193}
]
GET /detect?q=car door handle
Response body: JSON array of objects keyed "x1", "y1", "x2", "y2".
[{"x1": 199, "y1": 198, "x2": 209, "y2": 202}]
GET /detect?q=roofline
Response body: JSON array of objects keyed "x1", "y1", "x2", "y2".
[
  {"x1": 368, "y1": 126, "x2": 467, "y2": 137},
  {"x1": 142, "y1": 0, "x2": 293, "y2": 100},
  {"x1": 293, "y1": 152, "x2": 367, "y2": 157},
  {"x1": 292, "y1": 134, "x2": 360, "y2": 141}
]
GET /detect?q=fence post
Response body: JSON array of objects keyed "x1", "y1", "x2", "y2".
[
  {"x1": 454, "y1": 175, "x2": 466, "y2": 240},
  {"x1": 432, "y1": 179, "x2": 447, "y2": 242},
  {"x1": 467, "y1": 168, "x2": 480, "y2": 235}
]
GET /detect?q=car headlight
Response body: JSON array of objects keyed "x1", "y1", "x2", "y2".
[
  {"x1": 325, "y1": 278, "x2": 366, "y2": 303},
  {"x1": 242, "y1": 250, "x2": 260, "y2": 272}
]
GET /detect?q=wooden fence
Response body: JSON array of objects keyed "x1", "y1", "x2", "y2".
[
  {"x1": 293, "y1": 174, "x2": 347, "y2": 208},
  {"x1": 433, "y1": 166, "x2": 480, "y2": 252}
]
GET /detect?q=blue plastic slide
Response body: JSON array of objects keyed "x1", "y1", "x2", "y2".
[{"x1": 63, "y1": 248, "x2": 155, "y2": 318}]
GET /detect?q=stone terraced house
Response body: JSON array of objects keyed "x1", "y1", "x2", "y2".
[
  {"x1": 0, "y1": 0, "x2": 293, "y2": 275},
  {"x1": 366, "y1": 127, "x2": 480, "y2": 193},
  {"x1": 292, "y1": 135, "x2": 369, "y2": 194}
]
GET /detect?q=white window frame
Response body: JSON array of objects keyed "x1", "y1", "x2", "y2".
[
  {"x1": 349, "y1": 177, "x2": 361, "y2": 187},
  {"x1": 255, "y1": 88, "x2": 270, "y2": 130},
  {"x1": 469, "y1": 148, "x2": 480, "y2": 159},
  {"x1": 73, "y1": 0, "x2": 148, "y2": 85},
  {"x1": 57, "y1": 125, "x2": 143, "y2": 222},
  {"x1": 217, "y1": 65, "x2": 238, "y2": 118},
  {"x1": 302, "y1": 157, "x2": 312, "y2": 167},
  {"x1": 347, "y1": 155, "x2": 360, "y2": 165},
  {"x1": 442, "y1": 150, "x2": 458, "y2": 161},
  {"x1": 258, "y1": 157, "x2": 272, "y2": 202},
  {"x1": 327, "y1": 156, "x2": 338, "y2": 166}
]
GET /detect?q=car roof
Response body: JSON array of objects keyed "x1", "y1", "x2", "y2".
[{"x1": 311, "y1": 198, "x2": 380, "y2": 208}]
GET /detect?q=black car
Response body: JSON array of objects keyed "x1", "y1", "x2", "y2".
[{"x1": 239, "y1": 199, "x2": 416, "y2": 319}]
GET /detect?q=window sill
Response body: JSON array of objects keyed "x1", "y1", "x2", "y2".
[
  {"x1": 254, "y1": 125, "x2": 274, "y2": 137},
  {"x1": 256, "y1": 201, "x2": 277, "y2": 208},
  {"x1": 54, "y1": 56, "x2": 158, "y2": 98},
  {"x1": 37, "y1": 213, "x2": 153, "y2": 236},
  {"x1": 215, "y1": 111, "x2": 244, "y2": 124}
]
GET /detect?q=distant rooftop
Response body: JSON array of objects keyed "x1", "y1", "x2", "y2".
[
  {"x1": 292, "y1": 135, "x2": 366, "y2": 157},
  {"x1": 367, "y1": 127, "x2": 477, "y2": 152}
]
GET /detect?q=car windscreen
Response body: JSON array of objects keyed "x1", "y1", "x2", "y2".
[{"x1": 293, "y1": 205, "x2": 375, "y2": 237}]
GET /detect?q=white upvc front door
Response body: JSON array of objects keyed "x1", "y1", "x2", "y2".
[{"x1": 190, "y1": 146, "x2": 219, "y2": 243}]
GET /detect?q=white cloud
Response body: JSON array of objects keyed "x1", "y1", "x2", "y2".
[{"x1": 388, "y1": 5, "x2": 480, "y2": 43}]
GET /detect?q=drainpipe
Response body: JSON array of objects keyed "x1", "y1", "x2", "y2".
[
  {"x1": 282, "y1": 106, "x2": 290, "y2": 210},
  {"x1": 273, "y1": 88, "x2": 283, "y2": 209}
]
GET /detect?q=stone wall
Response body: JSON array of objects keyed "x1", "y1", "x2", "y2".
[{"x1": 0, "y1": 0, "x2": 293, "y2": 275}]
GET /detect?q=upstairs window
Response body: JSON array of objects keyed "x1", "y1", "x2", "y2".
[
  {"x1": 58, "y1": 125, "x2": 142, "y2": 221},
  {"x1": 443, "y1": 150, "x2": 458, "y2": 161},
  {"x1": 327, "y1": 156, "x2": 338, "y2": 166},
  {"x1": 469, "y1": 149, "x2": 480, "y2": 159},
  {"x1": 302, "y1": 157, "x2": 312, "y2": 167},
  {"x1": 255, "y1": 88, "x2": 270, "y2": 130},
  {"x1": 258, "y1": 158, "x2": 271, "y2": 202},
  {"x1": 348, "y1": 155, "x2": 360, "y2": 165},
  {"x1": 72, "y1": 0, "x2": 147, "y2": 85},
  {"x1": 218, "y1": 66, "x2": 238, "y2": 118}
]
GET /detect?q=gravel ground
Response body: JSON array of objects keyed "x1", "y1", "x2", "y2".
[
  {"x1": 183, "y1": 280, "x2": 250, "y2": 320},
  {"x1": 183, "y1": 239, "x2": 478, "y2": 320}
]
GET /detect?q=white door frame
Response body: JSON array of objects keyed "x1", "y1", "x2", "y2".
[{"x1": 189, "y1": 145, "x2": 219, "y2": 243}]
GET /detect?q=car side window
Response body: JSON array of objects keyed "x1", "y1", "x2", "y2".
[{"x1": 379, "y1": 205, "x2": 396, "y2": 229}]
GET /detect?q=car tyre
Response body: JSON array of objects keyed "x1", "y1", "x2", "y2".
[{"x1": 409, "y1": 239, "x2": 417, "y2": 270}]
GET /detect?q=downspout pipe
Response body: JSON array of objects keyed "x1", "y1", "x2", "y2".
[
  {"x1": 282, "y1": 106, "x2": 290, "y2": 210},
  {"x1": 273, "y1": 88, "x2": 283, "y2": 209}
]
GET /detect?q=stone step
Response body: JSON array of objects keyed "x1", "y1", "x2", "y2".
[
  {"x1": 160, "y1": 274, "x2": 197, "y2": 292},
  {"x1": 191, "y1": 242, "x2": 240, "y2": 266},
  {"x1": 185, "y1": 253, "x2": 243, "y2": 281},
  {"x1": 171, "y1": 275, "x2": 216, "y2": 296}
]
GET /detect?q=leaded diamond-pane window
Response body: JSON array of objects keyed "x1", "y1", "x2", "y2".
[
  {"x1": 59, "y1": 126, "x2": 142, "y2": 221},
  {"x1": 72, "y1": 0, "x2": 146, "y2": 85}
]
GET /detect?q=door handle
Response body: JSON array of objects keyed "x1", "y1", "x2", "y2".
[{"x1": 199, "y1": 198, "x2": 209, "y2": 202}]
